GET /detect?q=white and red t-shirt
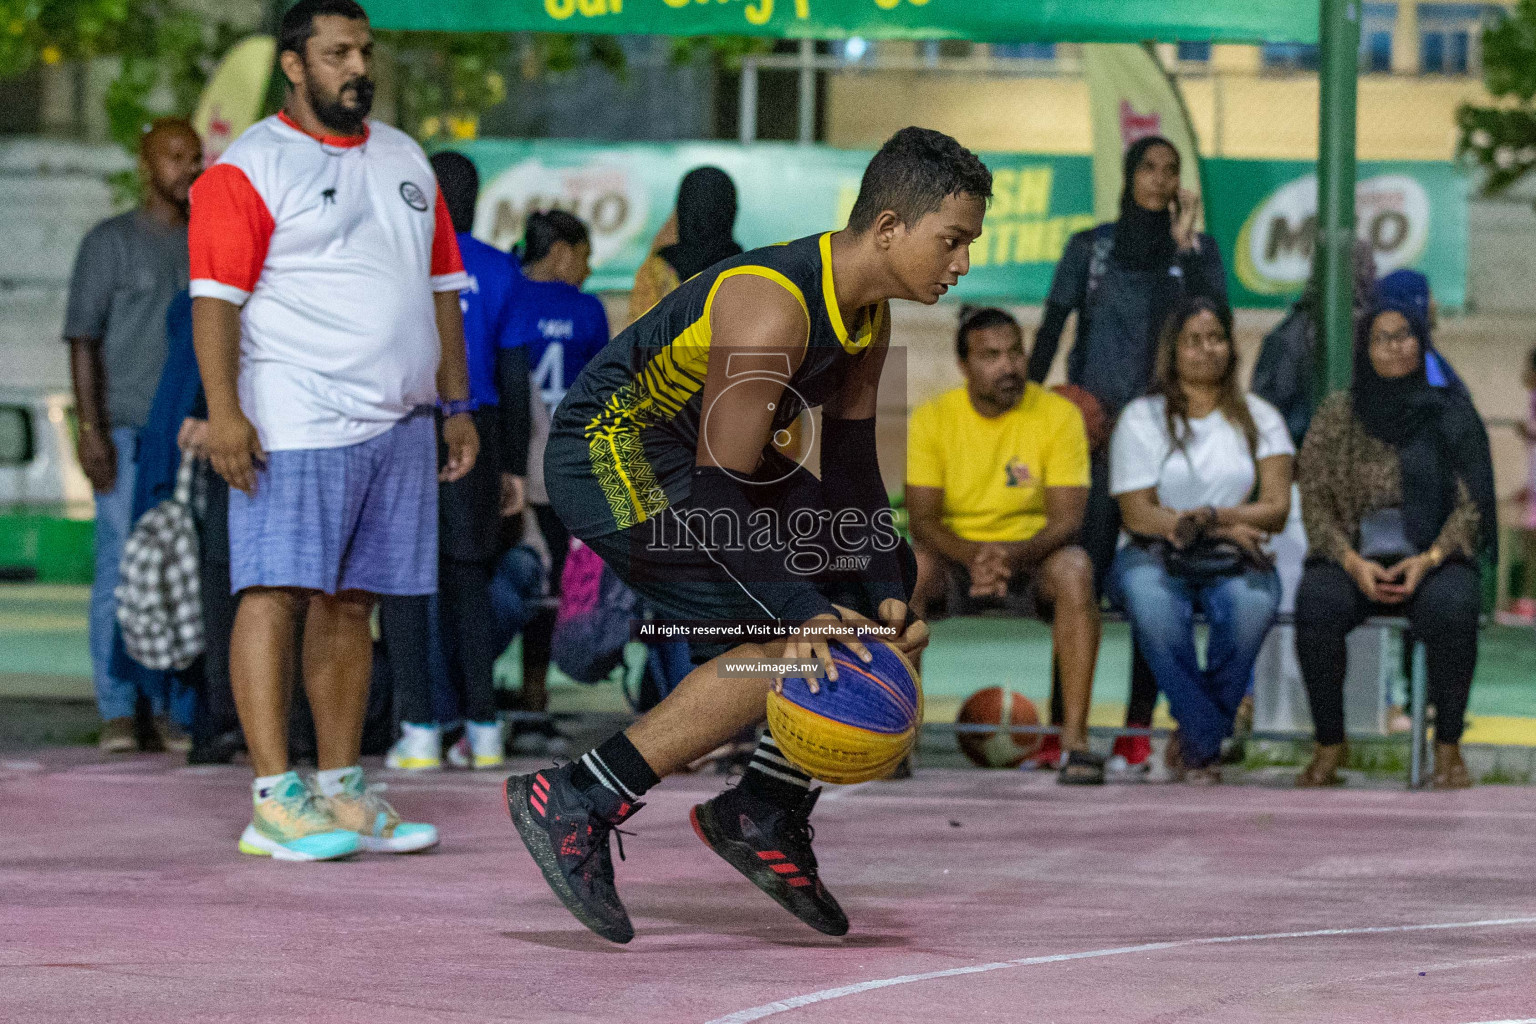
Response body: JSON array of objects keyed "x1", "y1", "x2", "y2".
[{"x1": 189, "y1": 113, "x2": 470, "y2": 450}]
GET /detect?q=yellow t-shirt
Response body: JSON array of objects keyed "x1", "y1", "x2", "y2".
[{"x1": 906, "y1": 384, "x2": 1090, "y2": 543}]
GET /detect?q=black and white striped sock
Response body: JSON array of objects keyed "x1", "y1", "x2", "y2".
[
  {"x1": 570, "y1": 732, "x2": 659, "y2": 802},
  {"x1": 741, "y1": 733, "x2": 814, "y2": 808}
]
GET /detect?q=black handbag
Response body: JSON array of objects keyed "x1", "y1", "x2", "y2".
[
  {"x1": 1356, "y1": 506, "x2": 1418, "y2": 569},
  {"x1": 1162, "y1": 536, "x2": 1248, "y2": 580}
]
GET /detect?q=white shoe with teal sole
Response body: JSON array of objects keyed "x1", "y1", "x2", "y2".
[
  {"x1": 239, "y1": 772, "x2": 360, "y2": 862},
  {"x1": 323, "y1": 767, "x2": 439, "y2": 853}
]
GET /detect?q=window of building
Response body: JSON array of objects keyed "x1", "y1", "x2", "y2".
[
  {"x1": 1421, "y1": 30, "x2": 1471, "y2": 73},
  {"x1": 992, "y1": 43, "x2": 1056, "y2": 60},
  {"x1": 1366, "y1": 30, "x2": 1393, "y2": 72},
  {"x1": 1419, "y1": 3, "x2": 1498, "y2": 75},
  {"x1": 1261, "y1": 42, "x2": 1320, "y2": 71},
  {"x1": 1176, "y1": 42, "x2": 1212, "y2": 63}
]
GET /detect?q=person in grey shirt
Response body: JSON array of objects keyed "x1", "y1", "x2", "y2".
[{"x1": 64, "y1": 116, "x2": 202, "y2": 754}]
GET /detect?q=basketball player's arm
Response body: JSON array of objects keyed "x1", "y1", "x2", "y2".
[
  {"x1": 695, "y1": 276, "x2": 863, "y2": 680},
  {"x1": 192, "y1": 296, "x2": 265, "y2": 496},
  {"x1": 434, "y1": 290, "x2": 479, "y2": 483},
  {"x1": 821, "y1": 304, "x2": 927, "y2": 655}
]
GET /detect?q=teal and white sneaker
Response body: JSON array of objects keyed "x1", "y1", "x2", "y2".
[
  {"x1": 321, "y1": 767, "x2": 439, "y2": 854},
  {"x1": 239, "y1": 772, "x2": 360, "y2": 862}
]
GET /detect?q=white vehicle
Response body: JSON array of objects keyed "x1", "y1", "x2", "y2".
[{"x1": 0, "y1": 387, "x2": 92, "y2": 511}]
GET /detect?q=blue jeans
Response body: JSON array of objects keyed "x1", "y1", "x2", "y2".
[
  {"x1": 91, "y1": 427, "x2": 167, "y2": 720},
  {"x1": 489, "y1": 544, "x2": 546, "y2": 652},
  {"x1": 1110, "y1": 543, "x2": 1281, "y2": 766}
]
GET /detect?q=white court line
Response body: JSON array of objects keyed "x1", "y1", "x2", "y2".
[
  {"x1": 704, "y1": 917, "x2": 1536, "y2": 1024},
  {"x1": 1460, "y1": 1019, "x2": 1536, "y2": 1023}
]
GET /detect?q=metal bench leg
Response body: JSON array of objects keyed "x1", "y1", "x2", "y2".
[{"x1": 1409, "y1": 640, "x2": 1429, "y2": 789}]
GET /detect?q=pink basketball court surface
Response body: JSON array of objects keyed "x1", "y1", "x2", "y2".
[{"x1": 4, "y1": 750, "x2": 1534, "y2": 1024}]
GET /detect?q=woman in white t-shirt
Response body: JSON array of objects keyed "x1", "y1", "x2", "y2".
[{"x1": 1108, "y1": 297, "x2": 1295, "y2": 782}]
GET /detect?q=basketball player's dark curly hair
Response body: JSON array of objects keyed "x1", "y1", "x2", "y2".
[
  {"x1": 846, "y1": 127, "x2": 993, "y2": 234},
  {"x1": 1152, "y1": 295, "x2": 1257, "y2": 459}
]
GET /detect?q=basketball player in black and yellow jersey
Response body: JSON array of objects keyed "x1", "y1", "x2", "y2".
[{"x1": 505, "y1": 128, "x2": 992, "y2": 943}]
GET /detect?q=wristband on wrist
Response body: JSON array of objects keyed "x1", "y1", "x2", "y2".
[{"x1": 439, "y1": 398, "x2": 475, "y2": 418}]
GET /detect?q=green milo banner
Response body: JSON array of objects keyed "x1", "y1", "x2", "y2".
[
  {"x1": 1203, "y1": 157, "x2": 1469, "y2": 310},
  {"x1": 456, "y1": 140, "x2": 1467, "y2": 310},
  {"x1": 368, "y1": 0, "x2": 1317, "y2": 45}
]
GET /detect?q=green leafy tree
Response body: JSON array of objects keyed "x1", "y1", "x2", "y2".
[
  {"x1": 0, "y1": 0, "x2": 131, "y2": 78},
  {"x1": 1458, "y1": 0, "x2": 1536, "y2": 195}
]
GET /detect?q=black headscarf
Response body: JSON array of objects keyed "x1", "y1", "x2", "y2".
[
  {"x1": 1112, "y1": 136, "x2": 1179, "y2": 272},
  {"x1": 1351, "y1": 299, "x2": 1497, "y2": 557},
  {"x1": 658, "y1": 166, "x2": 743, "y2": 282}
]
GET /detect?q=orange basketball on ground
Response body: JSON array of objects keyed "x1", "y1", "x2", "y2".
[{"x1": 957, "y1": 687, "x2": 1042, "y2": 768}]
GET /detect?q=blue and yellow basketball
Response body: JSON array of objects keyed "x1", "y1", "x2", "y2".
[{"x1": 765, "y1": 639, "x2": 923, "y2": 785}]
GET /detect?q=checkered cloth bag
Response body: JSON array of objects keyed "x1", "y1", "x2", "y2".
[{"x1": 116, "y1": 454, "x2": 204, "y2": 671}]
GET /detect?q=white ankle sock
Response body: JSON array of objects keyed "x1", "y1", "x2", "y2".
[
  {"x1": 253, "y1": 773, "x2": 289, "y2": 804},
  {"x1": 315, "y1": 766, "x2": 359, "y2": 797}
]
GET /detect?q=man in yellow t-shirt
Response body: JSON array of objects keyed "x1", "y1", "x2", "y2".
[{"x1": 906, "y1": 307, "x2": 1103, "y2": 784}]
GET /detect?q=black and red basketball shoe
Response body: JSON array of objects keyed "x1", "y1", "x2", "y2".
[
  {"x1": 690, "y1": 783, "x2": 849, "y2": 936},
  {"x1": 505, "y1": 764, "x2": 642, "y2": 944}
]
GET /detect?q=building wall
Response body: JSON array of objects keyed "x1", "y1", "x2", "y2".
[{"x1": 826, "y1": 69, "x2": 1500, "y2": 161}]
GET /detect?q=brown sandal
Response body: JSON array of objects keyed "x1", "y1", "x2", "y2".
[
  {"x1": 1432, "y1": 744, "x2": 1473, "y2": 790},
  {"x1": 1296, "y1": 743, "x2": 1347, "y2": 788}
]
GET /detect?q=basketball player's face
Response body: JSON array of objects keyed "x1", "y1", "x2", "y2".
[
  {"x1": 293, "y1": 15, "x2": 375, "y2": 134},
  {"x1": 890, "y1": 193, "x2": 986, "y2": 305},
  {"x1": 962, "y1": 324, "x2": 1027, "y2": 410}
]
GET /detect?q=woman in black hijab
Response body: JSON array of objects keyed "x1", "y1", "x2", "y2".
[
  {"x1": 627, "y1": 166, "x2": 743, "y2": 325},
  {"x1": 1028, "y1": 136, "x2": 1229, "y2": 773},
  {"x1": 1294, "y1": 298, "x2": 1495, "y2": 788}
]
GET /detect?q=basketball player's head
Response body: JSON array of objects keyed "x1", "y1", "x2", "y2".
[
  {"x1": 956, "y1": 307, "x2": 1026, "y2": 410},
  {"x1": 845, "y1": 127, "x2": 991, "y2": 305},
  {"x1": 138, "y1": 117, "x2": 202, "y2": 214},
  {"x1": 279, "y1": 0, "x2": 374, "y2": 135},
  {"x1": 432, "y1": 151, "x2": 480, "y2": 234}
]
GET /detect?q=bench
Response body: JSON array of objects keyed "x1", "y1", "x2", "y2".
[{"x1": 939, "y1": 604, "x2": 1438, "y2": 789}]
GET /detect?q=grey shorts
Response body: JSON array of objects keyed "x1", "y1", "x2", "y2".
[{"x1": 228, "y1": 410, "x2": 438, "y2": 596}]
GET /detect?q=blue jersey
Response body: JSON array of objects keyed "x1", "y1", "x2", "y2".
[
  {"x1": 503, "y1": 277, "x2": 610, "y2": 421},
  {"x1": 456, "y1": 233, "x2": 520, "y2": 408}
]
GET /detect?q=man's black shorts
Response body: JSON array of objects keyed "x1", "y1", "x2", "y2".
[{"x1": 578, "y1": 457, "x2": 915, "y2": 665}]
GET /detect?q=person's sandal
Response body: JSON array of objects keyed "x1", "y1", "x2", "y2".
[
  {"x1": 1295, "y1": 743, "x2": 1348, "y2": 788},
  {"x1": 1432, "y1": 744, "x2": 1473, "y2": 790},
  {"x1": 1057, "y1": 749, "x2": 1106, "y2": 786}
]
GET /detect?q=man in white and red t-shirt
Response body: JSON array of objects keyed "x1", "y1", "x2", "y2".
[{"x1": 190, "y1": 0, "x2": 476, "y2": 862}]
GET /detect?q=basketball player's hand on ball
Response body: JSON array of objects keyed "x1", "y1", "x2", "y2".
[
  {"x1": 439, "y1": 413, "x2": 480, "y2": 482},
  {"x1": 877, "y1": 598, "x2": 930, "y2": 659},
  {"x1": 781, "y1": 611, "x2": 866, "y2": 693},
  {"x1": 207, "y1": 409, "x2": 265, "y2": 496}
]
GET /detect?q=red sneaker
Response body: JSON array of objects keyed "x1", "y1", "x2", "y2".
[{"x1": 1109, "y1": 729, "x2": 1152, "y2": 775}]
